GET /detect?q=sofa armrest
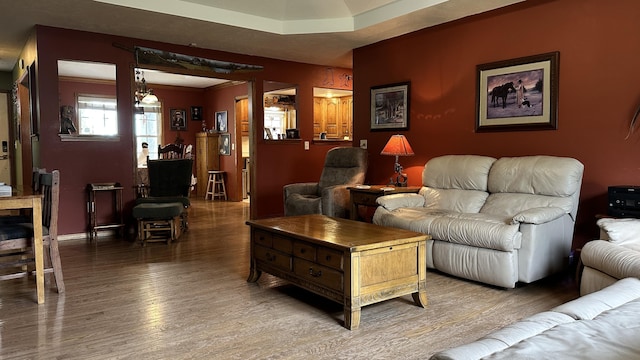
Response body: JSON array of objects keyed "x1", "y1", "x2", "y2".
[
  {"x1": 581, "y1": 240, "x2": 640, "y2": 280},
  {"x1": 511, "y1": 206, "x2": 566, "y2": 225},
  {"x1": 283, "y1": 182, "x2": 319, "y2": 198},
  {"x1": 376, "y1": 193, "x2": 425, "y2": 211}
]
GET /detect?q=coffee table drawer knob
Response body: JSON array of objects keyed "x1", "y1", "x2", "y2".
[{"x1": 309, "y1": 268, "x2": 323, "y2": 277}]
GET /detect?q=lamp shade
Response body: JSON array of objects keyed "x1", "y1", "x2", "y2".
[{"x1": 380, "y1": 134, "x2": 414, "y2": 156}]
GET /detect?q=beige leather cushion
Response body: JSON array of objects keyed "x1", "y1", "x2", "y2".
[
  {"x1": 481, "y1": 193, "x2": 574, "y2": 218},
  {"x1": 487, "y1": 156, "x2": 584, "y2": 197},
  {"x1": 420, "y1": 187, "x2": 488, "y2": 213},
  {"x1": 597, "y1": 218, "x2": 640, "y2": 250},
  {"x1": 422, "y1": 155, "x2": 496, "y2": 191}
]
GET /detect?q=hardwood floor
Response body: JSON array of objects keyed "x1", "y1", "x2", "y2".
[{"x1": 0, "y1": 199, "x2": 579, "y2": 359}]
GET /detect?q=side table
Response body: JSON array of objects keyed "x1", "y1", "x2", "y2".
[
  {"x1": 87, "y1": 183, "x2": 124, "y2": 241},
  {"x1": 348, "y1": 185, "x2": 421, "y2": 221}
]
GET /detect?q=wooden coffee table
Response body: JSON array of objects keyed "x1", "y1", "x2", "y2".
[{"x1": 246, "y1": 214, "x2": 430, "y2": 330}]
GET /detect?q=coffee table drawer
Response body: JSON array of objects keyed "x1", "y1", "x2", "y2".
[
  {"x1": 317, "y1": 247, "x2": 343, "y2": 270},
  {"x1": 293, "y1": 258, "x2": 343, "y2": 292},
  {"x1": 255, "y1": 244, "x2": 292, "y2": 271},
  {"x1": 253, "y1": 229, "x2": 272, "y2": 247},
  {"x1": 293, "y1": 241, "x2": 316, "y2": 261},
  {"x1": 272, "y1": 235, "x2": 293, "y2": 254}
]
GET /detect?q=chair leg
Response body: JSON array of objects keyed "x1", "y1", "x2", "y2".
[
  {"x1": 137, "y1": 219, "x2": 146, "y2": 246},
  {"x1": 48, "y1": 237, "x2": 65, "y2": 293}
]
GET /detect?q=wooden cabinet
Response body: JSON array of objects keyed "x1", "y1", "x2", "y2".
[
  {"x1": 195, "y1": 133, "x2": 219, "y2": 197},
  {"x1": 313, "y1": 96, "x2": 352, "y2": 139},
  {"x1": 236, "y1": 98, "x2": 249, "y2": 135}
]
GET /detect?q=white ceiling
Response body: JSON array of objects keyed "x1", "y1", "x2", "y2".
[{"x1": 0, "y1": 0, "x2": 522, "y2": 74}]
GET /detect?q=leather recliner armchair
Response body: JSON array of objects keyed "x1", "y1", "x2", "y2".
[{"x1": 283, "y1": 147, "x2": 367, "y2": 219}]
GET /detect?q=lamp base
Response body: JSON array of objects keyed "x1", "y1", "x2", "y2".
[{"x1": 389, "y1": 173, "x2": 408, "y2": 187}]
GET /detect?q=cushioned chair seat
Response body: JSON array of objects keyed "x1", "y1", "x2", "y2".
[
  {"x1": 0, "y1": 215, "x2": 32, "y2": 225},
  {"x1": 135, "y1": 196, "x2": 191, "y2": 208},
  {"x1": 132, "y1": 202, "x2": 184, "y2": 220},
  {"x1": 0, "y1": 223, "x2": 50, "y2": 241}
]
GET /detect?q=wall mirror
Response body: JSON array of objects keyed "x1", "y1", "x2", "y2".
[
  {"x1": 57, "y1": 60, "x2": 118, "y2": 141},
  {"x1": 263, "y1": 81, "x2": 297, "y2": 140},
  {"x1": 313, "y1": 87, "x2": 352, "y2": 140}
]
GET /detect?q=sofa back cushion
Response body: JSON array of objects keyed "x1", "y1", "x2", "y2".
[
  {"x1": 422, "y1": 155, "x2": 497, "y2": 191},
  {"x1": 483, "y1": 156, "x2": 584, "y2": 219},
  {"x1": 421, "y1": 187, "x2": 489, "y2": 213}
]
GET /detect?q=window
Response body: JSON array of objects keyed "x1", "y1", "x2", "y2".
[
  {"x1": 263, "y1": 81, "x2": 297, "y2": 139},
  {"x1": 77, "y1": 94, "x2": 118, "y2": 135},
  {"x1": 135, "y1": 102, "x2": 162, "y2": 167}
]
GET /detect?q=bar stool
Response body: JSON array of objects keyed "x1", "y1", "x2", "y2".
[{"x1": 205, "y1": 170, "x2": 227, "y2": 200}]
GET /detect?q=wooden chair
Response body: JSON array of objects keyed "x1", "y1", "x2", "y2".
[
  {"x1": 0, "y1": 170, "x2": 65, "y2": 292},
  {"x1": 158, "y1": 143, "x2": 184, "y2": 159},
  {"x1": 132, "y1": 159, "x2": 193, "y2": 245}
]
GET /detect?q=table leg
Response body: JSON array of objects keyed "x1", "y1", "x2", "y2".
[
  {"x1": 412, "y1": 291, "x2": 428, "y2": 308},
  {"x1": 32, "y1": 197, "x2": 45, "y2": 304},
  {"x1": 246, "y1": 260, "x2": 262, "y2": 283},
  {"x1": 344, "y1": 306, "x2": 361, "y2": 330}
]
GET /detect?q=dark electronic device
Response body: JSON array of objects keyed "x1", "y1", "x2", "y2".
[{"x1": 608, "y1": 186, "x2": 640, "y2": 218}]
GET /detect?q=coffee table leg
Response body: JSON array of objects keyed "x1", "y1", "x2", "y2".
[
  {"x1": 246, "y1": 260, "x2": 262, "y2": 283},
  {"x1": 412, "y1": 290, "x2": 428, "y2": 308},
  {"x1": 344, "y1": 306, "x2": 361, "y2": 330}
]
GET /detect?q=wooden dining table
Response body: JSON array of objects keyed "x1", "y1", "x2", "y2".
[{"x1": 0, "y1": 194, "x2": 45, "y2": 304}]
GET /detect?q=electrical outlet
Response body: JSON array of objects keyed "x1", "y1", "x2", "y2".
[
  {"x1": 304, "y1": 141, "x2": 310, "y2": 150},
  {"x1": 360, "y1": 139, "x2": 367, "y2": 149}
]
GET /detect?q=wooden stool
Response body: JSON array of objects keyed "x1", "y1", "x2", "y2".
[{"x1": 205, "y1": 171, "x2": 227, "y2": 200}]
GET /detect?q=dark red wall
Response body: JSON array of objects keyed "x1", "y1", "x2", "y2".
[
  {"x1": 353, "y1": 0, "x2": 640, "y2": 247},
  {"x1": 27, "y1": 25, "x2": 352, "y2": 236}
]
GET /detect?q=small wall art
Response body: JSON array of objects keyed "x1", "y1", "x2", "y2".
[
  {"x1": 215, "y1": 111, "x2": 227, "y2": 132},
  {"x1": 219, "y1": 133, "x2": 231, "y2": 156},
  {"x1": 191, "y1": 106, "x2": 202, "y2": 121},
  {"x1": 370, "y1": 82, "x2": 410, "y2": 131},
  {"x1": 170, "y1": 109, "x2": 187, "y2": 131}
]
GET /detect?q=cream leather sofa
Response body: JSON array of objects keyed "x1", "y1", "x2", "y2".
[
  {"x1": 373, "y1": 155, "x2": 584, "y2": 288},
  {"x1": 580, "y1": 218, "x2": 640, "y2": 296},
  {"x1": 430, "y1": 277, "x2": 640, "y2": 359}
]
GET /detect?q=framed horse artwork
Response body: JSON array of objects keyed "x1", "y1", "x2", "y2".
[{"x1": 476, "y1": 52, "x2": 559, "y2": 132}]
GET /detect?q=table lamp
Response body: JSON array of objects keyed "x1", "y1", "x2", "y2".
[{"x1": 380, "y1": 134, "x2": 414, "y2": 187}]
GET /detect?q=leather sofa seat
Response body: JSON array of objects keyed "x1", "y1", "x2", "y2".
[{"x1": 430, "y1": 278, "x2": 640, "y2": 360}]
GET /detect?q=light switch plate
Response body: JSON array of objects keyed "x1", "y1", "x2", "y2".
[{"x1": 360, "y1": 139, "x2": 367, "y2": 149}]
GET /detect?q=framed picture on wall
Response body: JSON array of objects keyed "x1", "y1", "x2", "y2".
[
  {"x1": 215, "y1": 111, "x2": 227, "y2": 132},
  {"x1": 476, "y1": 51, "x2": 559, "y2": 132},
  {"x1": 170, "y1": 108, "x2": 187, "y2": 131},
  {"x1": 191, "y1": 106, "x2": 202, "y2": 121},
  {"x1": 219, "y1": 133, "x2": 231, "y2": 156},
  {"x1": 370, "y1": 82, "x2": 410, "y2": 131}
]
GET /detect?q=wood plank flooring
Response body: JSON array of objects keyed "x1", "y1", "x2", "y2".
[{"x1": 0, "y1": 199, "x2": 579, "y2": 359}]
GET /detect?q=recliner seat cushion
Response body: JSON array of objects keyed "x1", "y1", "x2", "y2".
[
  {"x1": 420, "y1": 187, "x2": 489, "y2": 213},
  {"x1": 375, "y1": 208, "x2": 521, "y2": 251},
  {"x1": 480, "y1": 193, "x2": 575, "y2": 218}
]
